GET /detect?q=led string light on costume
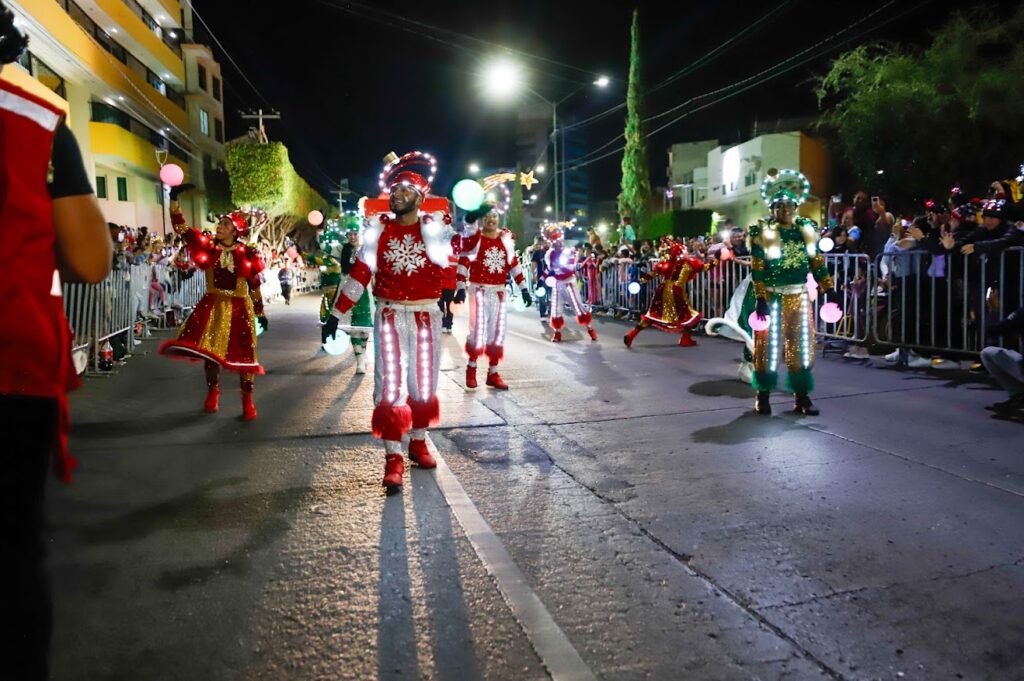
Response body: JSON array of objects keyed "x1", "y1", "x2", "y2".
[
  {"x1": 382, "y1": 311, "x2": 400, "y2": 405},
  {"x1": 417, "y1": 315, "x2": 433, "y2": 402},
  {"x1": 760, "y1": 169, "x2": 811, "y2": 208},
  {"x1": 495, "y1": 291, "x2": 508, "y2": 349},
  {"x1": 800, "y1": 291, "x2": 812, "y2": 369},
  {"x1": 473, "y1": 288, "x2": 486, "y2": 352},
  {"x1": 379, "y1": 151, "x2": 438, "y2": 193},
  {"x1": 769, "y1": 301, "x2": 781, "y2": 374}
]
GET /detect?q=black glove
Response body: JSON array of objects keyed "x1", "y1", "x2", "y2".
[
  {"x1": 755, "y1": 298, "x2": 770, "y2": 321},
  {"x1": 257, "y1": 315, "x2": 269, "y2": 332},
  {"x1": 520, "y1": 289, "x2": 532, "y2": 308},
  {"x1": 169, "y1": 183, "x2": 196, "y2": 201},
  {"x1": 323, "y1": 315, "x2": 339, "y2": 340},
  {"x1": 453, "y1": 288, "x2": 467, "y2": 304}
]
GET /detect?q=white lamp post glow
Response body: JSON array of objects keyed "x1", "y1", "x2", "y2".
[
  {"x1": 469, "y1": 163, "x2": 480, "y2": 174},
  {"x1": 545, "y1": 205, "x2": 553, "y2": 213},
  {"x1": 535, "y1": 164, "x2": 545, "y2": 174},
  {"x1": 594, "y1": 75, "x2": 610, "y2": 88},
  {"x1": 481, "y1": 58, "x2": 524, "y2": 101}
]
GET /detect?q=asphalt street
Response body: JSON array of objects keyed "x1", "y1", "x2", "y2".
[{"x1": 49, "y1": 292, "x2": 1024, "y2": 681}]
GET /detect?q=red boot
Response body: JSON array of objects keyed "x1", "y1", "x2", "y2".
[
  {"x1": 678, "y1": 330, "x2": 697, "y2": 347},
  {"x1": 408, "y1": 439, "x2": 437, "y2": 469},
  {"x1": 588, "y1": 326, "x2": 599, "y2": 342},
  {"x1": 486, "y1": 371, "x2": 509, "y2": 390},
  {"x1": 466, "y1": 365, "x2": 478, "y2": 389},
  {"x1": 551, "y1": 331, "x2": 562, "y2": 343},
  {"x1": 624, "y1": 328, "x2": 639, "y2": 348},
  {"x1": 383, "y1": 454, "x2": 405, "y2": 488},
  {"x1": 241, "y1": 390, "x2": 257, "y2": 421},
  {"x1": 203, "y1": 387, "x2": 220, "y2": 413}
]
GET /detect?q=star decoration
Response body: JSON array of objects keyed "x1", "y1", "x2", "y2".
[{"x1": 519, "y1": 171, "x2": 538, "y2": 191}]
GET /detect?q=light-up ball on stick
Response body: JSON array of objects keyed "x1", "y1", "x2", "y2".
[
  {"x1": 806, "y1": 272, "x2": 819, "y2": 301},
  {"x1": 511, "y1": 294, "x2": 527, "y2": 312},
  {"x1": 628, "y1": 281, "x2": 641, "y2": 295},
  {"x1": 308, "y1": 210, "x2": 324, "y2": 227},
  {"x1": 534, "y1": 287, "x2": 546, "y2": 298},
  {"x1": 452, "y1": 179, "x2": 485, "y2": 211},
  {"x1": 820, "y1": 302, "x2": 844, "y2": 324},
  {"x1": 159, "y1": 163, "x2": 184, "y2": 187},
  {"x1": 323, "y1": 329, "x2": 352, "y2": 356},
  {"x1": 545, "y1": 276, "x2": 557, "y2": 287},
  {"x1": 818, "y1": 236, "x2": 835, "y2": 253},
  {"x1": 748, "y1": 311, "x2": 770, "y2": 332}
]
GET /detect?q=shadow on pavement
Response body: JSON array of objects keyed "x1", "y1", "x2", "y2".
[
  {"x1": 688, "y1": 379, "x2": 754, "y2": 400},
  {"x1": 691, "y1": 411, "x2": 805, "y2": 445}
]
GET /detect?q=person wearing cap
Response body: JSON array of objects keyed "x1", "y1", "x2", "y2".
[
  {"x1": 323, "y1": 168, "x2": 453, "y2": 490},
  {"x1": 159, "y1": 188, "x2": 269, "y2": 421},
  {"x1": 454, "y1": 202, "x2": 531, "y2": 390},
  {"x1": 749, "y1": 171, "x2": 834, "y2": 416},
  {"x1": 544, "y1": 224, "x2": 599, "y2": 342}
]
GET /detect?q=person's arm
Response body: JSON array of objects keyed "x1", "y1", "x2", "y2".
[
  {"x1": 49, "y1": 122, "x2": 112, "y2": 283},
  {"x1": 969, "y1": 228, "x2": 1023, "y2": 255}
]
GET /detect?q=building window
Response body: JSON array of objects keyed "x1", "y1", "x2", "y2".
[
  {"x1": 215, "y1": 118, "x2": 224, "y2": 143},
  {"x1": 200, "y1": 109, "x2": 210, "y2": 136},
  {"x1": 212, "y1": 77, "x2": 222, "y2": 102},
  {"x1": 198, "y1": 64, "x2": 207, "y2": 91},
  {"x1": 116, "y1": 177, "x2": 129, "y2": 202},
  {"x1": 96, "y1": 176, "x2": 107, "y2": 199}
]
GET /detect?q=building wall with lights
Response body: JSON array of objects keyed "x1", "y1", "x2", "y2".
[
  {"x1": 666, "y1": 132, "x2": 831, "y2": 230},
  {"x1": 1, "y1": 0, "x2": 205, "y2": 234}
]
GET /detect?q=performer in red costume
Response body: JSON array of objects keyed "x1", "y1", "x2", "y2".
[
  {"x1": 160, "y1": 187, "x2": 268, "y2": 421},
  {"x1": 455, "y1": 203, "x2": 531, "y2": 390},
  {"x1": 544, "y1": 224, "x2": 598, "y2": 343},
  {"x1": 624, "y1": 238, "x2": 711, "y2": 348},
  {"x1": 323, "y1": 156, "x2": 454, "y2": 490}
]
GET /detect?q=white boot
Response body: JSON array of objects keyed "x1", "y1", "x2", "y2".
[{"x1": 354, "y1": 352, "x2": 367, "y2": 374}]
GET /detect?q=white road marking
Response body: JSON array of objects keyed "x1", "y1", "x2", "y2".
[{"x1": 425, "y1": 437, "x2": 597, "y2": 681}]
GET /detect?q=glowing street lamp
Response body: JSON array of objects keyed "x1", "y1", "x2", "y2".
[
  {"x1": 545, "y1": 205, "x2": 553, "y2": 213},
  {"x1": 468, "y1": 162, "x2": 480, "y2": 174},
  {"x1": 535, "y1": 164, "x2": 545, "y2": 174},
  {"x1": 594, "y1": 75, "x2": 610, "y2": 88},
  {"x1": 480, "y1": 58, "x2": 524, "y2": 101}
]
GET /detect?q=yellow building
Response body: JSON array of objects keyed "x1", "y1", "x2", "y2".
[{"x1": 2, "y1": 0, "x2": 225, "y2": 234}]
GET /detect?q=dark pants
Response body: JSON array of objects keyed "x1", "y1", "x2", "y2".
[
  {"x1": 281, "y1": 283, "x2": 292, "y2": 304},
  {"x1": 0, "y1": 395, "x2": 56, "y2": 681},
  {"x1": 536, "y1": 283, "x2": 551, "y2": 318},
  {"x1": 438, "y1": 288, "x2": 455, "y2": 329}
]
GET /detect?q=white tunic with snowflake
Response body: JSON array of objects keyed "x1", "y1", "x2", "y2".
[{"x1": 457, "y1": 230, "x2": 526, "y2": 288}]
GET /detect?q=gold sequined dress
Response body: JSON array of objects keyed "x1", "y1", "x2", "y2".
[{"x1": 159, "y1": 228, "x2": 266, "y2": 375}]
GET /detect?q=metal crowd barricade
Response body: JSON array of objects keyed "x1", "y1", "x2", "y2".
[
  {"x1": 815, "y1": 253, "x2": 872, "y2": 344},
  {"x1": 872, "y1": 246, "x2": 1023, "y2": 356}
]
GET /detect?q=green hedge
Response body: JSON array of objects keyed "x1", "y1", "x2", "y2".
[{"x1": 638, "y1": 209, "x2": 713, "y2": 240}]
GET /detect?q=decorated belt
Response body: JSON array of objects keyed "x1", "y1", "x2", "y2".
[
  {"x1": 468, "y1": 283, "x2": 507, "y2": 291},
  {"x1": 767, "y1": 284, "x2": 808, "y2": 295},
  {"x1": 377, "y1": 300, "x2": 438, "y2": 312}
]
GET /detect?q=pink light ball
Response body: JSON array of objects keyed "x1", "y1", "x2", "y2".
[
  {"x1": 820, "y1": 302, "x2": 844, "y2": 324},
  {"x1": 748, "y1": 311, "x2": 770, "y2": 332},
  {"x1": 308, "y1": 210, "x2": 324, "y2": 227},
  {"x1": 159, "y1": 163, "x2": 184, "y2": 187}
]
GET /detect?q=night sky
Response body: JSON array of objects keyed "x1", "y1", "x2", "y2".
[{"x1": 194, "y1": 0, "x2": 982, "y2": 208}]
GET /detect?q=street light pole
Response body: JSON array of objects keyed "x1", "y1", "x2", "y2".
[{"x1": 551, "y1": 103, "x2": 558, "y2": 221}]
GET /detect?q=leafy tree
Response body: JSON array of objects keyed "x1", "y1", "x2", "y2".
[
  {"x1": 618, "y1": 9, "x2": 651, "y2": 230},
  {"x1": 816, "y1": 7, "x2": 1024, "y2": 205},
  {"x1": 507, "y1": 173, "x2": 525, "y2": 243}
]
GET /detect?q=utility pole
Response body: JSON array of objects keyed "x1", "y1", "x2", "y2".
[
  {"x1": 330, "y1": 178, "x2": 352, "y2": 213},
  {"x1": 239, "y1": 109, "x2": 281, "y2": 144}
]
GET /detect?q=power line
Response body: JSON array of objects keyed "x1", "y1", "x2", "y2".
[{"x1": 561, "y1": 0, "x2": 933, "y2": 174}]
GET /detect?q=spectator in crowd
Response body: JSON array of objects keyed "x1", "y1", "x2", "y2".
[
  {"x1": 980, "y1": 304, "x2": 1024, "y2": 414},
  {"x1": 0, "y1": 7, "x2": 113, "y2": 677},
  {"x1": 729, "y1": 226, "x2": 750, "y2": 257},
  {"x1": 620, "y1": 217, "x2": 637, "y2": 246},
  {"x1": 530, "y1": 235, "x2": 551, "y2": 321},
  {"x1": 881, "y1": 217, "x2": 925, "y2": 366},
  {"x1": 278, "y1": 259, "x2": 293, "y2": 305}
]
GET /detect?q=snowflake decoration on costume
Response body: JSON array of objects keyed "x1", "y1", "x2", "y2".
[
  {"x1": 384, "y1": 234, "x2": 427, "y2": 275},
  {"x1": 483, "y1": 246, "x2": 506, "y2": 274},
  {"x1": 781, "y1": 240, "x2": 809, "y2": 270}
]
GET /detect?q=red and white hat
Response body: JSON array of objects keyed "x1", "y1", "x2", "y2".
[{"x1": 379, "y1": 151, "x2": 438, "y2": 196}]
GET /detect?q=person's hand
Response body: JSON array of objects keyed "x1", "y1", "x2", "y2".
[
  {"x1": 940, "y1": 226, "x2": 955, "y2": 251},
  {"x1": 960, "y1": 243, "x2": 975, "y2": 255},
  {"x1": 520, "y1": 289, "x2": 532, "y2": 308},
  {"x1": 755, "y1": 297, "x2": 769, "y2": 321},
  {"x1": 169, "y1": 183, "x2": 196, "y2": 202},
  {"x1": 257, "y1": 315, "x2": 268, "y2": 333},
  {"x1": 907, "y1": 226, "x2": 925, "y2": 241},
  {"x1": 453, "y1": 288, "x2": 467, "y2": 304},
  {"x1": 323, "y1": 315, "x2": 338, "y2": 340}
]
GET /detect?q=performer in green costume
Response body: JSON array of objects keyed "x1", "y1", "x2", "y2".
[
  {"x1": 338, "y1": 219, "x2": 374, "y2": 374},
  {"x1": 305, "y1": 220, "x2": 343, "y2": 340},
  {"x1": 748, "y1": 169, "x2": 833, "y2": 416}
]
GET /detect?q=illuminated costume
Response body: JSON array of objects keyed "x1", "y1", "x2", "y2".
[
  {"x1": 305, "y1": 220, "x2": 343, "y2": 339},
  {"x1": 749, "y1": 170, "x2": 833, "y2": 416},
  {"x1": 544, "y1": 224, "x2": 598, "y2": 342},
  {"x1": 339, "y1": 223, "x2": 374, "y2": 373},
  {"x1": 324, "y1": 152, "x2": 454, "y2": 490},
  {"x1": 624, "y1": 238, "x2": 710, "y2": 348},
  {"x1": 160, "y1": 200, "x2": 268, "y2": 421},
  {"x1": 456, "y1": 203, "x2": 531, "y2": 390}
]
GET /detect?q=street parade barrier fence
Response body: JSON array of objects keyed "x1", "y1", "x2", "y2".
[
  {"x1": 63, "y1": 263, "x2": 319, "y2": 373},
  {"x1": 553, "y1": 247, "x2": 1024, "y2": 357}
]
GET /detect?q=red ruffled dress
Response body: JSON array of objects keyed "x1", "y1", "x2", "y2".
[
  {"x1": 642, "y1": 256, "x2": 705, "y2": 332},
  {"x1": 159, "y1": 227, "x2": 266, "y2": 374}
]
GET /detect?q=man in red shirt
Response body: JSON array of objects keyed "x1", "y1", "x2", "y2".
[
  {"x1": 324, "y1": 170, "x2": 453, "y2": 490},
  {"x1": 455, "y1": 203, "x2": 531, "y2": 390}
]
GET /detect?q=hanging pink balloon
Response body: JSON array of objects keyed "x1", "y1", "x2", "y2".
[
  {"x1": 308, "y1": 210, "x2": 324, "y2": 227},
  {"x1": 820, "y1": 302, "x2": 844, "y2": 324},
  {"x1": 748, "y1": 310, "x2": 770, "y2": 332},
  {"x1": 159, "y1": 163, "x2": 184, "y2": 187}
]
